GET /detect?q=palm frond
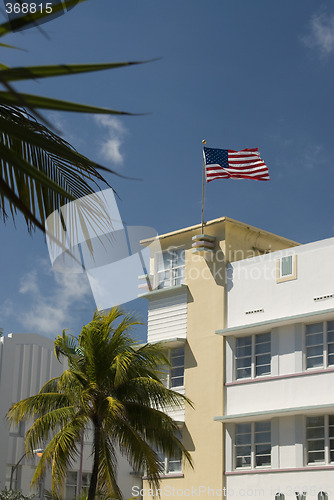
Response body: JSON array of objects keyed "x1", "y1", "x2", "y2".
[
  {"x1": 25, "y1": 406, "x2": 79, "y2": 451},
  {"x1": 0, "y1": 61, "x2": 143, "y2": 82},
  {"x1": 0, "y1": 105, "x2": 114, "y2": 243},
  {"x1": 0, "y1": 0, "x2": 85, "y2": 37},
  {"x1": 7, "y1": 308, "x2": 193, "y2": 499},
  {"x1": 31, "y1": 415, "x2": 84, "y2": 494},
  {"x1": 7, "y1": 393, "x2": 71, "y2": 424},
  {"x1": 98, "y1": 433, "x2": 122, "y2": 500},
  {"x1": 0, "y1": 91, "x2": 135, "y2": 115}
]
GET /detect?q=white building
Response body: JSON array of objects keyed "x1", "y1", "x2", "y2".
[
  {"x1": 217, "y1": 236, "x2": 334, "y2": 499},
  {"x1": 0, "y1": 333, "x2": 139, "y2": 498}
]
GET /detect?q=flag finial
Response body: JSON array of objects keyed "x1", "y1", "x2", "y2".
[{"x1": 202, "y1": 139, "x2": 206, "y2": 145}]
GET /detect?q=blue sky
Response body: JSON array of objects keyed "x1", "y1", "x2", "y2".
[{"x1": 1, "y1": 0, "x2": 334, "y2": 342}]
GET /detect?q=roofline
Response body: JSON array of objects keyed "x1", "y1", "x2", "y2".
[
  {"x1": 214, "y1": 402, "x2": 334, "y2": 423},
  {"x1": 140, "y1": 216, "x2": 299, "y2": 246},
  {"x1": 216, "y1": 307, "x2": 334, "y2": 336}
]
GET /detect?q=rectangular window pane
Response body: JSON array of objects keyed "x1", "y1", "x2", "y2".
[
  {"x1": 256, "y1": 364, "x2": 271, "y2": 376},
  {"x1": 255, "y1": 334, "x2": 271, "y2": 377},
  {"x1": 235, "y1": 433, "x2": 251, "y2": 445},
  {"x1": 306, "y1": 333, "x2": 323, "y2": 347},
  {"x1": 236, "y1": 344, "x2": 252, "y2": 357},
  {"x1": 306, "y1": 355, "x2": 323, "y2": 369},
  {"x1": 168, "y1": 446, "x2": 182, "y2": 473},
  {"x1": 236, "y1": 337, "x2": 252, "y2": 380},
  {"x1": 255, "y1": 421, "x2": 271, "y2": 467},
  {"x1": 281, "y1": 256, "x2": 292, "y2": 276},
  {"x1": 236, "y1": 423, "x2": 252, "y2": 434},
  {"x1": 235, "y1": 424, "x2": 252, "y2": 468},
  {"x1": 256, "y1": 353, "x2": 271, "y2": 366},
  {"x1": 156, "y1": 248, "x2": 185, "y2": 289},
  {"x1": 307, "y1": 416, "x2": 325, "y2": 464},
  {"x1": 327, "y1": 322, "x2": 334, "y2": 366},
  {"x1": 306, "y1": 323, "x2": 323, "y2": 335},
  {"x1": 236, "y1": 455, "x2": 251, "y2": 468},
  {"x1": 306, "y1": 324, "x2": 324, "y2": 369},
  {"x1": 170, "y1": 347, "x2": 184, "y2": 387},
  {"x1": 237, "y1": 337, "x2": 252, "y2": 348},
  {"x1": 237, "y1": 356, "x2": 252, "y2": 369}
]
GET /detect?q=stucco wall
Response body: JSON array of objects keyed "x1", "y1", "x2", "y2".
[{"x1": 227, "y1": 237, "x2": 334, "y2": 328}]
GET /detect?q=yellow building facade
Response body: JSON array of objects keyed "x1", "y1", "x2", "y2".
[{"x1": 139, "y1": 217, "x2": 298, "y2": 499}]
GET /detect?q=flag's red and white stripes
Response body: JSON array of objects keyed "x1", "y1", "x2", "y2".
[{"x1": 205, "y1": 148, "x2": 270, "y2": 182}]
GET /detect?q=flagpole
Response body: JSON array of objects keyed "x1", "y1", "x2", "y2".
[{"x1": 201, "y1": 139, "x2": 206, "y2": 233}]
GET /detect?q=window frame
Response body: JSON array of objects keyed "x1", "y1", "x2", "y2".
[
  {"x1": 160, "y1": 346, "x2": 185, "y2": 389},
  {"x1": 304, "y1": 321, "x2": 334, "y2": 371},
  {"x1": 65, "y1": 470, "x2": 92, "y2": 500},
  {"x1": 276, "y1": 254, "x2": 297, "y2": 283},
  {"x1": 65, "y1": 471, "x2": 78, "y2": 500},
  {"x1": 305, "y1": 414, "x2": 334, "y2": 466},
  {"x1": 154, "y1": 246, "x2": 185, "y2": 289},
  {"x1": 234, "y1": 420, "x2": 272, "y2": 470},
  {"x1": 234, "y1": 332, "x2": 271, "y2": 381},
  {"x1": 154, "y1": 429, "x2": 183, "y2": 476}
]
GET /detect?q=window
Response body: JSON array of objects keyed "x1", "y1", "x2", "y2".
[
  {"x1": 155, "y1": 247, "x2": 185, "y2": 289},
  {"x1": 157, "y1": 448, "x2": 182, "y2": 474},
  {"x1": 65, "y1": 471, "x2": 77, "y2": 500},
  {"x1": 235, "y1": 333, "x2": 271, "y2": 380},
  {"x1": 9, "y1": 420, "x2": 25, "y2": 437},
  {"x1": 305, "y1": 321, "x2": 334, "y2": 370},
  {"x1": 235, "y1": 421, "x2": 271, "y2": 469},
  {"x1": 81, "y1": 472, "x2": 92, "y2": 496},
  {"x1": 160, "y1": 347, "x2": 185, "y2": 388},
  {"x1": 276, "y1": 254, "x2": 297, "y2": 283},
  {"x1": 155, "y1": 430, "x2": 183, "y2": 475},
  {"x1": 306, "y1": 415, "x2": 334, "y2": 465},
  {"x1": 65, "y1": 471, "x2": 92, "y2": 500}
]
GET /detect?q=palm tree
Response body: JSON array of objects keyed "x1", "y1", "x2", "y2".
[
  {"x1": 0, "y1": 0, "x2": 144, "y2": 242},
  {"x1": 7, "y1": 308, "x2": 193, "y2": 499}
]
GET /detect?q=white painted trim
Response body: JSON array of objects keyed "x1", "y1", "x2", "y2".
[
  {"x1": 214, "y1": 403, "x2": 334, "y2": 422},
  {"x1": 216, "y1": 308, "x2": 334, "y2": 336}
]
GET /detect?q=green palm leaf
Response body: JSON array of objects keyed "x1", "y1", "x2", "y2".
[
  {"x1": 7, "y1": 307, "x2": 193, "y2": 500},
  {"x1": 0, "y1": 91, "x2": 134, "y2": 115},
  {"x1": 0, "y1": 0, "x2": 86, "y2": 37},
  {"x1": 0, "y1": 0, "x2": 149, "y2": 237},
  {"x1": 0, "y1": 105, "x2": 114, "y2": 243},
  {"x1": 0, "y1": 61, "x2": 143, "y2": 82}
]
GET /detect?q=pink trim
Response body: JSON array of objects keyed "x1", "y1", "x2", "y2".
[
  {"x1": 226, "y1": 367, "x2": 334, "y2": 387},
  {"x1": 226, "y1": 465, "x2": 334, "y2": 475}
]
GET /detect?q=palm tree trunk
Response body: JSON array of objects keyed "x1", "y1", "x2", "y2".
[{"x1": 88, "y1": 421, "x2": 101, "y2": 500}]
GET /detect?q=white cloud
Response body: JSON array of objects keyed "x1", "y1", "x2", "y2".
[
  {"x1": 302, "y1": 13, "x2": 334, "y2": 58},
  {"x1": 94, "y1": 115, "x2": 128, "y2": 165},
  {"x1": 17, "y1": 261, "x2": 92, "y2": 337},
  {"x1": 19, "y1": 270, "x2": 39, "y2": 294}
]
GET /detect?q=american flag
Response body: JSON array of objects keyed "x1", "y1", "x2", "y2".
[{"x1": 204, "y1": 147, "x2": 270, "y2": 182}]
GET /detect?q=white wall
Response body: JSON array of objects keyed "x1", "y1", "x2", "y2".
[
  {"x1": 0, "y1": 333, "x2": 63, "y2": 493},
  {"x1": 227, "y1": 237, "x2": 334, "y2": 328},
  {"x1": 0, "y1": 333, "x2": 138, "y2": 498},
  {"x1": 225, "y1": 470, "x2": 334, "y2": 500}
]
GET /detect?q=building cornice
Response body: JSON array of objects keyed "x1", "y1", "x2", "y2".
[
  {"x1": 216, "y1": 307, "x2": 334, "y2": 336},
  {"x1": 214, "y1": 402, "x2": 334, "y2": 423}
]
